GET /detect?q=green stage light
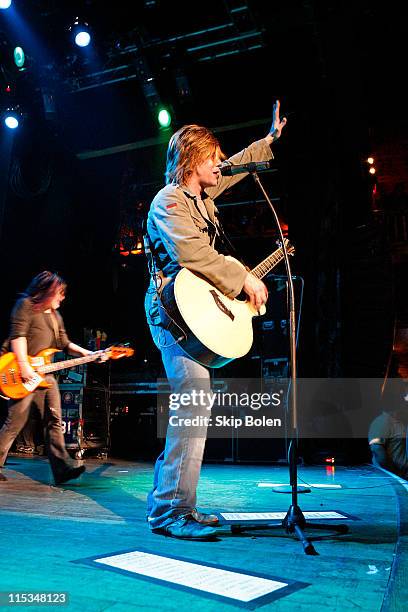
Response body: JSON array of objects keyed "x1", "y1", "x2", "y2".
[
  {"x1": 158, "y1": 108, "x2": 171, "y2": 128},
  {"x1": 13, "y1": 47, "x2": 25, "y2": 69}
]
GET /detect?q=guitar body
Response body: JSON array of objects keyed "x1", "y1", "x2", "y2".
[
  {"x1": 161, "y1": 256, "x2": 266, "y2": 368},
  {"x1": 0, "y1": 349, "x2": 59, "y2": 400}
]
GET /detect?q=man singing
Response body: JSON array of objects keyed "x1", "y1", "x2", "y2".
[{"x1": 145, "y1": 101, "x2": 287, "y2": 539}]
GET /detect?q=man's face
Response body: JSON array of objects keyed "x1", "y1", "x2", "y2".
[{"x1": 194, "y1": 151, "x2": 221, "y2": 189}]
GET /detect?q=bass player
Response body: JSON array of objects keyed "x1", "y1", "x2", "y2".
[{"x1": 0, "y1": 271, "x2": 93, "y2": 484}]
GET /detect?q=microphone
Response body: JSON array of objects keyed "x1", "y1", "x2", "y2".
[{"x1": 219, "y1": 160, "x2": 276, "y2": 176}]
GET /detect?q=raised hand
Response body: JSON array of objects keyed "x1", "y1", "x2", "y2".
[{"x1": 268, "y1": 99, "x2": 287, "y2": 142}]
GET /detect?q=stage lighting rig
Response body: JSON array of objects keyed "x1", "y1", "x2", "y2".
[
  {"x1": 0, "y1": 0, "x2": 12, "y2": 10},
  {"x1": 138, "y1": 60, "x2": 173, "y2": 130},
  {"x1": 69, "y1": 18, "x2": 91, "y2": 48}
]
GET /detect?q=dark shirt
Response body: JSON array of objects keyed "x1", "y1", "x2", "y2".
[
  {"x1": 369, "y1": 412, "x2": 408, "y2": 478},
  {"x1": 8, "y1": 297, "x2": 70, "y2": 356}
]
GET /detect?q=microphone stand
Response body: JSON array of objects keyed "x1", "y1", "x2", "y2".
[{"x1": 231, "y1": 171, "x2": 348, "y2": 555}]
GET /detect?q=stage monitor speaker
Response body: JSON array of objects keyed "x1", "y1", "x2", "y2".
[
  {"x1": 235, "y1": 436, "x2": 288, "y2": 464},
  {"x1": 203, "y1": 436, "x2": 235, "y2": 463}
]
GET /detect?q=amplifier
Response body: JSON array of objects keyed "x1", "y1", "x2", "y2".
[{"x1": 59, "y1": 384, "x2": 83, "y2": 449}]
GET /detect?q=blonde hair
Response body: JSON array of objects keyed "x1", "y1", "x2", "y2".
[{"x1": 165, "y1": 124, "x2": 225, "y2": 185}]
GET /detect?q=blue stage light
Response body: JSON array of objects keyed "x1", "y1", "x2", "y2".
[
  {"x1": 4, "y1": 115, "x2": 19, "y2": 129},
  {"x1": 0, "y1": 0, "x2": 12, "y2": 10},
  {"x1": 70, "y1": 18, "x2": 91, "y2": 48},
  {"x1": 3, "y1": 106, "x2": 22, "y2": 129},
  {"x1": 75, "y1": 31, "x2": 91, "y2": 47}
]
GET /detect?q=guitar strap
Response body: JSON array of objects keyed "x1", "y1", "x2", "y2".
[
  {"x1": 143, "y1": 231, "x2": 188, "y2": 342},
  {"x1": 213, "y1": 214, "x2": 249, "y2": 269},
  {"x1": 143, "y1": 232, "x2": 164, "y2": 292},
  {"x1": 49, "y1": 311, "x2": 62, "y2": 348}
]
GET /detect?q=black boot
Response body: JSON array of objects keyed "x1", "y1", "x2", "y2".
[{"x1": 54, "y1": 465, "x2": 85, "y2": 485}]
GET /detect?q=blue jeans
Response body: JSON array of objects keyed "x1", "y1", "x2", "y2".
[{"x1": 146, "y1": 325, "x2": 211, "y2": 529}]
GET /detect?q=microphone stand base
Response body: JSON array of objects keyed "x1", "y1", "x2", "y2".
[{"x1": 272, "y1": 485, "x2": 311, "y2": 494}]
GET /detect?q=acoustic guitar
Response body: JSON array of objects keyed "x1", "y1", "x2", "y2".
[{"x1": 160, "y1": 240, "x2": 294, "y2": 368}]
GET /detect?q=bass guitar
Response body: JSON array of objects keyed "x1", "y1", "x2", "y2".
[{"x1": 0, "y1": 345, "x2": 134, "y2": 400}]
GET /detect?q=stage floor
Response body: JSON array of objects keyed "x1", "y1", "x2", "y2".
[{"x1": 1, "y1": 457, "x2": 407, "y2": 611}]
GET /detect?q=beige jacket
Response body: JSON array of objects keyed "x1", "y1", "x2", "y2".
[{"x1": 145, "y1": 137, "x2": 273, "y2": 325}]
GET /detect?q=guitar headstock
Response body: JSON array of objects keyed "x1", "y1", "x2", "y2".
[
  {"x1": 106, "y1": 346, "x2": 135, "y2": 360},
  {"x1": 276, "y1": 238, "x2": 295, "y2": 256}
]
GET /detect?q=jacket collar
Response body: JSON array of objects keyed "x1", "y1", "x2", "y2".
[{"x1": 177, "y1": 183, "x2": 210, "y2": 201}]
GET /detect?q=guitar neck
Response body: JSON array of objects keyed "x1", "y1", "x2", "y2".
[
  {"x1": 39, "y1": 351, "x2": 103, "y2": 374},
  {"x1": 251, "y1": 248, "x2": 284, "y2": 280}
]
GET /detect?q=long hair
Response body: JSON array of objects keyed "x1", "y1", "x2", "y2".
[
  {"x1": 23, "y1": 271, "x2": 66, "y2": 312},
  {"x1": 165, "y1": 124, "x2": 225, "y2": 185}
]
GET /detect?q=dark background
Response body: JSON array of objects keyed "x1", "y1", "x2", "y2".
[{"x1": 1, "y1": 1, "x2": 407, "y2": 461}]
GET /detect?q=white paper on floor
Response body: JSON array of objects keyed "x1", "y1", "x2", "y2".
[
  {"x1": 94, "y1": 550, "x2": 289, "y2": 603},
  {"x1": 220, "y1": 511, "x2": 348, "y2": 521}
]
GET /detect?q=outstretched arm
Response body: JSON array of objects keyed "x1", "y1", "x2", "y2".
[{"x1": 67, "y1": 342, "x2": 91, "y2": 358}]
